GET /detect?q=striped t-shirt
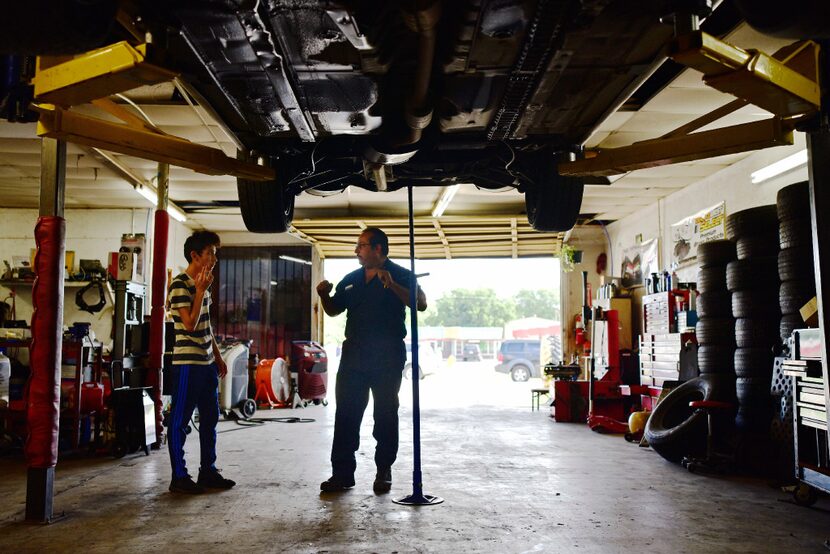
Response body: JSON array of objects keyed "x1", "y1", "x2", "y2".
[{"x1": 167, "y1": 272, "x2": 215, "y2": 366}]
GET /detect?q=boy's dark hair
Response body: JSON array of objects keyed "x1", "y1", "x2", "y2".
[
  {"x1": 184, "y1": 230, "x2": 221, "y2": 262},
  {"x1": 364, "y1": 227, "x2": 389, "y2": 256}
]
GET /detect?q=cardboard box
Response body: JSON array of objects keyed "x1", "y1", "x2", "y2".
[{"x1": 800, "y1": 296, "x2": 818, "y2": 327}]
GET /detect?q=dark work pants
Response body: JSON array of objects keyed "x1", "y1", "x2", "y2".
[
  {"x1": 168, "y1": 363, "x2": 219, "y2": 479},
  {"x1": 331, "y1": 367, "x2": 403, "y2": 479}
]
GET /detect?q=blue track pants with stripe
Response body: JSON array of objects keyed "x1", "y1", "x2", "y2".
[{"x1": 168, "y1": 363, "x2": 219, "y2": 479}]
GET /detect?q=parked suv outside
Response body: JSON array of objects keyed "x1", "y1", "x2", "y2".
[
  {"x1": 495, "y1": 340, "x2": 541, "y2": 382},
  {"x1": 461, "y1": 343, "x2": 482, "y2": 362}
]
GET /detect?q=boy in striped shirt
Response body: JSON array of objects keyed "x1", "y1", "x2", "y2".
[{"x1": 166, "y1": 230, "x2": 235, "y2": 494}]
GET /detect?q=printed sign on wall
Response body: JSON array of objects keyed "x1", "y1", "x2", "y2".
[
  {"x1": 671, "y1": 202, "x2": 726, "y2": 267},
  {"x1": 620, "y1": 238, "x2": 659, "y2": 288}
]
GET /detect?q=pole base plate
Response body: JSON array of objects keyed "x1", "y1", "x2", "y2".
[{"x1": 393, "y1": 493, "x2": 444, "y2": 506}]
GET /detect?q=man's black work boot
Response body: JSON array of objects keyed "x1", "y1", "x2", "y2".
[
  {"x1": 373, "y1": 466, "x2": 392, "y2": 493},
  {"x1": 320, "y1": 475, "x2": 355, "y2": 492}
]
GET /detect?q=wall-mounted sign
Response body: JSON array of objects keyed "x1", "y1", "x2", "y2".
[{"x1": 670, "y1": 202, "x2": 726, "y2": 267}]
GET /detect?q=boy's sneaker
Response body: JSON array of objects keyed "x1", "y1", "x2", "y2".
[
  {"x1": 169, "y1": 476, "x2": 205, "y2": 495},
  {"x1": 320, "y1": 475, "x2": 355, "y2": 492},
  {"x1": 198, "y1": 469, "x2": 236, "y2": 490}
]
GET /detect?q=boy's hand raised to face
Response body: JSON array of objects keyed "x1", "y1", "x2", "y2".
[{"x1": 195, "y1": 266, "x2": 213, "y2": 293}]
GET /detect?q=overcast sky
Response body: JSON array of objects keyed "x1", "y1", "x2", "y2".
[{"x1": 323, "y1": 256, "x2": 560, "y2": 300}]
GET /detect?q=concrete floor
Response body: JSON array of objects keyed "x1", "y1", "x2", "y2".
[{"x1": 0, "y1": 363, "x2": 829, "y2": 553}]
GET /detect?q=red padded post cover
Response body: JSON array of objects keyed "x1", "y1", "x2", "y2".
[
  {"x1": 148, "y1": 209, "x2": 169, "y2": 369},
  {"x1": 25, "y1": 216, "x2": 65, "y2": 468},
  {"x1": 147, "y1": 209, "x2": 169, "y2": 438}
]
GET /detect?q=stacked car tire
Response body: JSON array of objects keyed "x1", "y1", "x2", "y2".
[
  {"x1": 770, "y1": 182, "x2": 815, "y2": 481},
  {"x1": 777, "y1": 181, "x2": 816, "y2": 343},
  {"x1": 695, "y1": 240, "x2": 737, "y2": 377},
  {"x1": 727, "y1": 206, "x2": 780, "y2": 432}
]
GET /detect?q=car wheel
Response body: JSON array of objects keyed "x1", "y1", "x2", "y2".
[
  {"x1": 522, "y1": 151, "x2": 584, "y2": 232},
  {"x1": 237, "y1": 152, "x2": 296, "y2": 233},
  {"x1": 511, "y1": 365, "x2": 530, "y2": 382}
]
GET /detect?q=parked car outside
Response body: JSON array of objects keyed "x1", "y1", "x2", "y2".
[
  {"x1": 461, "y1": 343, "x2": 482, "y2": 362},
  {"x1": 495, "y1": 340, "x2": 542, "y2": 382},
  {"x1": 404, "y1": 342, "x2": 442, "y2": 380}
]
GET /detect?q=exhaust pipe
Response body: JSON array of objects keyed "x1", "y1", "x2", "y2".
[{"x1": 366, "y1": 0, "x2": 441, "y2": 175}]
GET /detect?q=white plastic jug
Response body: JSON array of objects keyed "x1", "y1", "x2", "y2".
[{"x1": 0, "y1": 352, "x2": 10, "y2": 408}]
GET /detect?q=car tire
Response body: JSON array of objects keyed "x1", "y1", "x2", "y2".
[
  {"x1": 776, "y1": 181, "x2": 810, "y2": 222},
  {"x1": 726, "y1": 205, "x2": 778, "y2": 240},
  {"x1": 778, "y1": 246, "x2": 814, "y2": 282},
  {"x1": 780, "y1": 313, "x2": 804, "y2": 340},
  {"x1": 731, "y1": 289, "x2": 781, "y2": 318},
  {"x1": 780, "y1": 279, "x2": 815, "y2": 314},
  {"x1": 697, "y1": 345, "x2": 734, "y2": 373},
  {"x1": 644, "y1": 375, "x2": 732, "y2": 463},
  {"x1": 735, "y1": 318, "x2": 780, "y2": 348},
  {"x1": 697, "y1": 240, "x2": 736, "y2": 268},
  {"x1": 734, "y1": 347, "x2": 774, "y2": 379},
  {"x1": 697, "y1": 291, "x2": 731, "y2": 318},
  {"x1": 696, "y1": 317, "x2": 735, "y2": 346},
  {"x1": 779, "y1": 218, "x2": 812, "y2": 250},
  {"x1": 726, "y1": 259, "x2": 778, "y2": 292},
  {"x1": 735, "y1": 234, "x2": 779, "y2": 260},
  {"x1": 510, "y1": 365, "x2": 531, "y2": 382},
  {"x1": 697, "y1": 267, "x2": 727, "y2": 293},
  {"x1": 237, "y1": 153, "x2": 296, "y2": 233},
  {"x1": 523, "y1": 152, "x2": 584, "y2": 232}
]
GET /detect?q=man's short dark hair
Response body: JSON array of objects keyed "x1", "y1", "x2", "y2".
[
  {"x1": 364, "y1": 227, "x2": 389, "y2": 256},
  {"x1": 184, "y1": 230, "x2": 221, "y2": 262}
]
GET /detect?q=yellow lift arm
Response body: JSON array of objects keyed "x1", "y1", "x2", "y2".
[
  {"x1": 560, "y1": 35, "x2": 820, "y2": 178},
  {"x1": 32, "y1": 41, "x2": 273, "y2": 182}
]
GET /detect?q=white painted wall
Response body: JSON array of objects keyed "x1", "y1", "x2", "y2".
[
  {"x1": 561, "y1": 226, "x2": 607, "y2": 362},
  {"x1": 606, "y1": 133, "x2": 808, "y2": 283},
  {"x1": 0, "y1": 208, "x2": 191, "y2": 355}
]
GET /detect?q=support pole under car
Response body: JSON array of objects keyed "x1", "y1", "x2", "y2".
[
  {"x1": 393, "y1": 185, "x2": 443, "y2": 507},
  {"x1": 147, "y1": 163, "x2": 170, "y2": 445},
  {"x1": 25, "y1": 137, "x2": 67, "y2": 523}
]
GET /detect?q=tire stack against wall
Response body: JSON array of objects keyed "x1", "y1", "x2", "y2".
[
  {"x1": 696, "y1": 240, "x2": 738, "y2": 381},
  {"x1": 777, "y1": 181, "x2": 815, "y2": 342},
  {"x1": 771, "y1": 181, "x2": 816, "y2": 481},
  {"x1": 726, "y1": 206, "x2": 780, "y2": 438}
]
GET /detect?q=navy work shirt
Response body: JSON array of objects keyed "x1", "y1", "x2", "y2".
[{"x1": 330, "y1": 259, "x2": 414, "y2": 372}]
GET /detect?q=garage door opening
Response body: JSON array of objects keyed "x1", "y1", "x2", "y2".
[{"x1": 322, "y1": 256, "x2": 561, "y2": 408}]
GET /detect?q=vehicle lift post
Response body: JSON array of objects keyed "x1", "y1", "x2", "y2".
[{"x1": 394, "y1": 185, "x2": 443, "y2": 507}]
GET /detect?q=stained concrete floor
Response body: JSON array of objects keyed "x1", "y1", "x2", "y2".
[{"x1": 1, "y1": 362, "x2": 829, "y2": 553}]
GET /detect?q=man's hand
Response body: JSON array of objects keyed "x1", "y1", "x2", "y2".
[
  {"x1": 195, "y1": 266, "x2": 213, "y2": 294},
  {"x1": 216, "y1": 357, "x2": 228, "y2": 379},
  {"x1": 317, "y1": 280, "x2": 333, "y2": 296},
  {"x1": 376, "y1": 269, "x2": 395, "y2": 289}
]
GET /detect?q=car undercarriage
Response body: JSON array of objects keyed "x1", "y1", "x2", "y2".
[
  {"x1": 152, "y1": 0, "x2": 679, "y2": 232},
  {"x1": 2, "y1": 1, "x2": 722, "y2": 233}
]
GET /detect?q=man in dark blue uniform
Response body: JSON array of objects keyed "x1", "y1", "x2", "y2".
[{"x1": 317, "y1": 227, "x2": 427, "y2": 493}]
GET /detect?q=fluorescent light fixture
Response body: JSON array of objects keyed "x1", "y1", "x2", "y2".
[
  {"x1": 133, "y1": 185, "x2": 187, "y2": 222},
  {"x1": 751, "y1": 149, "x2": 808, "y2": 184},
  {"x1": 135, "y1": 184, "x2": 157, "y2": 204},
  {"x1": 279, "y1": 255, "x2": 312, "y2": 265},
  {"x1": 431, "y1": 184, "x2": 460, "y2": 218},
  {"x1": 167, "y1": 205, "x2": 187, "y2": 222}
]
